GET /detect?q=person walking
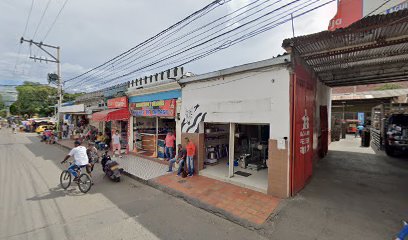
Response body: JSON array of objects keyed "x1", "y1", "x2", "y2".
[
  {"x1": 185, "y1": 137, "x2": 196, "y2": 177},
  {"x1": 112, "y1": 130, "x2": 122, "y2": 158},
  {"x1": 167, "y1": 144, "x2": 186, "y2": 175},
  {"x1": 164, "y1": 132, "x2": 176, "y2": 161},
  {"x1": 62, "y1": 123, "x2": 68, "y2": 139}
]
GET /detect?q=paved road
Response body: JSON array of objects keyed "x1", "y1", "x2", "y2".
[
  {"x1": 0, "y1": 129, "x2": 265, "y2": 240},
  {"x1": 261, "y1": 136, "x2": 408, "y2": 239}
]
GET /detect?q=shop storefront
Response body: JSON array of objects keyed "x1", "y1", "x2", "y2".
[
  {"x1": 92, "y1": 96, "x2": 130, "y2": 154},
  {"x1": 179, "y1": 55, "x2": 331, "y2": 198},
  {"x1": 128, "y1": 89, "x2": 181, "y2": 159}
]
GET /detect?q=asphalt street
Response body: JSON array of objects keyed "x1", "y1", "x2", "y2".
[{"x1": 0, "y1": 129, "x2": 265, "y2": 240}]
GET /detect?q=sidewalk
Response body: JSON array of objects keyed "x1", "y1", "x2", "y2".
[{"x1": 56, "y1": 138, "x2": 281, "y2": 227}]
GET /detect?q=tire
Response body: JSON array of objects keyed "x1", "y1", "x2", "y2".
[
  {"x1": 115, "y1": 177, "x2": 121, "y2": 182},
  {"x1": 60, "y1": 170, "x2": 71, "y2": 189},
  {"x1": 77, "y1": 173, "x2": 92, "y2": 193}
]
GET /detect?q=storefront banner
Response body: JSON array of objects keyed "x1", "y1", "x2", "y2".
[
  {"x1": 130, "y1": 99, "x2": 176, "y2": 117},
  {"x1": 108, "y1": 96, "x2": 128, "y2": 109}
]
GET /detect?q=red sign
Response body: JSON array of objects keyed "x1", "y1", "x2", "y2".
[
  {"x1": 328, "y1": 0, "x2": 363, "y2": 31},
  {"x1": 129, "y1": 99, "x2": 176, "y2": 117},
  {"x1": 107, "y1": 97, "x2": 128, "y2": 109}
]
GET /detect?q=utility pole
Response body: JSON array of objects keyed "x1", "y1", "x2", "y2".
[{"x1": 19, "y1": 37, "x2": 63, "y2": 134}]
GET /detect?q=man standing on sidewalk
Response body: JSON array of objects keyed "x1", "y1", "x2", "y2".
[
  {"x1": 185, "y1": 137, "x2": 196, "y2": 177},
  {"x1": 165, "y1": 132, "x2": 176, "y2": 161}
]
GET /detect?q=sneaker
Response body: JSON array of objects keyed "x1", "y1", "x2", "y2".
[
  {"x1": 119, "y1": 156, "x2": 123, "y2": 158},
  {"x1": 167, "y1": 170, "x2": 172, "y2": 172}
]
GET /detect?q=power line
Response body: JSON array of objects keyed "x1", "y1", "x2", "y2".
[
  {"x1": 86, "y1": 0, "x2": 330, "y2": 90},
  {"x1": 67, "y1": 0, "x2": 309, "y2": 88},
  {"x1": 66, "y1": 0, "x2": 297, "y2": 87},
  {"x1": 66, "y1": 0, "x2": 230, "y2": 83},
  {"x1": 66, "y1": 0, "x2": 275, "y2": 85},
  {"x1": 366, "y1": 0, "x2": 392, "y2": 17},
  {"x1": 66, "y1": 0, "x2": 335, "y2": 92},
  {"x1": 42, "y1": 0, "x2": 69, "y2": 42},
  {"x1": 32, "y1": 0, "x2": 52, "y2": 39},
  {"x1": 14, "y1": 0, "x2": 35, "y2": 74}
]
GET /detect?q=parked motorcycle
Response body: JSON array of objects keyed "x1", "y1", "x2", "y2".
[{"x1": 101, "y1": 151, "x2": 123, "y2": 182}]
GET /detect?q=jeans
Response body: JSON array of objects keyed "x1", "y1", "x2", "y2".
[
  {"x1": 68, "y1": 164, "x2": 80, "y2": 177},
  {"x1": 165, "y1": 147, "x2": 174, "y2": 160},
  {"x1": 187, "y1": 156, "x2": 194, "y2": 175},
  {"x1": 169, "y1": 158, "x2": 184, "y2": 175}
]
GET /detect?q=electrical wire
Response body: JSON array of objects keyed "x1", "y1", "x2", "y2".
[
  {"x1": 42, "y1": 0, "x2": 69, "y2": 42},
  {"x1": 78, "y1": 0, "x2": 315, "y2": 89},
  {"x1": 66, "y1": 0, "x2": 230, "y2": 82},
  {"x1": 72, "y1": 0, "x2": 271, "y2": 83},
  {"x1": 14, "y1": 0, "x2": 35, "y2": 74},
  {"x1": 66, "y1": 0, "x2": 299, "y2": 87},
  {"x1": 366, "y1": 0, "x2": 392, "y2": 17},
  {"x1": 66, "y1": 0, "x2": 335, "y2": 92},
  {"x1": 69, "y1": 0, "x2": 307, "y2": 88},
  {"x1": 32, "y1": 0, "x2": 52, "y2": 39}
]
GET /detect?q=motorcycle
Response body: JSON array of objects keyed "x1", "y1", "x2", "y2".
[{"x1": 101, "y1": 151, "x2": 123, "y2": 182}]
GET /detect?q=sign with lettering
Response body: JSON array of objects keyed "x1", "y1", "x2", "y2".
[
  {"x1": 107, "y1": 96, "x2": 128, "y2": 109},
  {"x1": 129, "y1": 99, "x2": 176, "y2": 117}
]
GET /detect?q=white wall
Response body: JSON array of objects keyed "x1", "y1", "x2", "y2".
[
  {"x1": 313, "y1": 80, "x2": 332, "y2": 150},
  {"x1": 180, "y1": 66, "x2": 291, "y2": 140}
]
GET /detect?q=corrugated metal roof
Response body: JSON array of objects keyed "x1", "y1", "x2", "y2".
[{"x1": 283, "y1": 10, "x2": 408, "y2": 87}]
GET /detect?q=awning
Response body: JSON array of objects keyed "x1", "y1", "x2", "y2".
[
  {"x1": 282, "y1": 9, "x2": 408, "y2": 87},
  {"x1": 92, "y1": 108, "x2": 130, "y2": 122}
]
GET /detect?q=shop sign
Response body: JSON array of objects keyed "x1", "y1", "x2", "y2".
[
  {"x1": 108, "y1": 96, "x2": 128, "y2": 109},
  {"x1": 130, "y1": 99, "x2": 176, "y2": 117},
  {"x1": 299, "y1": 109, "x2": 311, "y2": 155}
]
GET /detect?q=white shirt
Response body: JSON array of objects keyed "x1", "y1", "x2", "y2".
[
  {"x1": 68, "y1": 146, "x2": 89, "y2": 166},
  {"x1": 112, "y1": 134, "x2": 121, "y2": 144}
]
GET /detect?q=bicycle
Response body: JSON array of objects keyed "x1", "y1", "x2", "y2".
[{"x1": 60, "y1": 162, "x2": 92, "y2": 193}]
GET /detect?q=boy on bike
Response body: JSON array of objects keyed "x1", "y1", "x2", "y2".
[{"x1": 61, "y1": 140, "x2": 89, "y2": 182}]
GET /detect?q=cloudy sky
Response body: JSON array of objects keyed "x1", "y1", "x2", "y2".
[{"x1": 0, "y1": 0, "x2": 337, "y2": 91}]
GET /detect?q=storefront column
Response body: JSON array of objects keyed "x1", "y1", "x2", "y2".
[{"x1": 228, "y1": 123, "x2": 235, "y2": 178}]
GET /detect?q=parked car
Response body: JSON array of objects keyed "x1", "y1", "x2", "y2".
[
  {"x1": 35, "y1": 125, "x2": 54, "y2": 134},
  {"x1": 385, "y1": 114, "x2": 408, "y2": 156}
]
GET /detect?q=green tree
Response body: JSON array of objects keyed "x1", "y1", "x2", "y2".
[
  {"x1": 12, "y1": 81, "x2": 58, "y2": 117},
  {"x1": 375, "y1": 83, "x2": 402, "y2": 91},
  {"x1": 0, "y1": 94, "x2": 5, "y2": 110},
  {"x1": 63, "y1": 92, "x2": 84, "y2": 103}
]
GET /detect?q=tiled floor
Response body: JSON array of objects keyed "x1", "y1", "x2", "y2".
[
  {"x1": 152, "y1": 173, "x2": 280, "y2": 225},
  {"x1": 200, "y1": 158, "x2": 268, "y2": 193}
]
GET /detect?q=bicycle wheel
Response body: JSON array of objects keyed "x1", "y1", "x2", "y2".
[
  {"x1": 60, "y1": 170, "x2": 71, "y2": 189},
  {"x1": 77, "y1": 173, "x2": 92, "y2": 193}
]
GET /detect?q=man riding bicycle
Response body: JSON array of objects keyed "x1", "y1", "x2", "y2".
[{"x1": 61, "y1": 140, "x2": 89, "y2": 182}]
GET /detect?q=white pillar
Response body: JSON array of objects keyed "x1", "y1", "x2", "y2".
[{"x1": 228, "y1": 123, "x2": 235, "y2": 178}]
